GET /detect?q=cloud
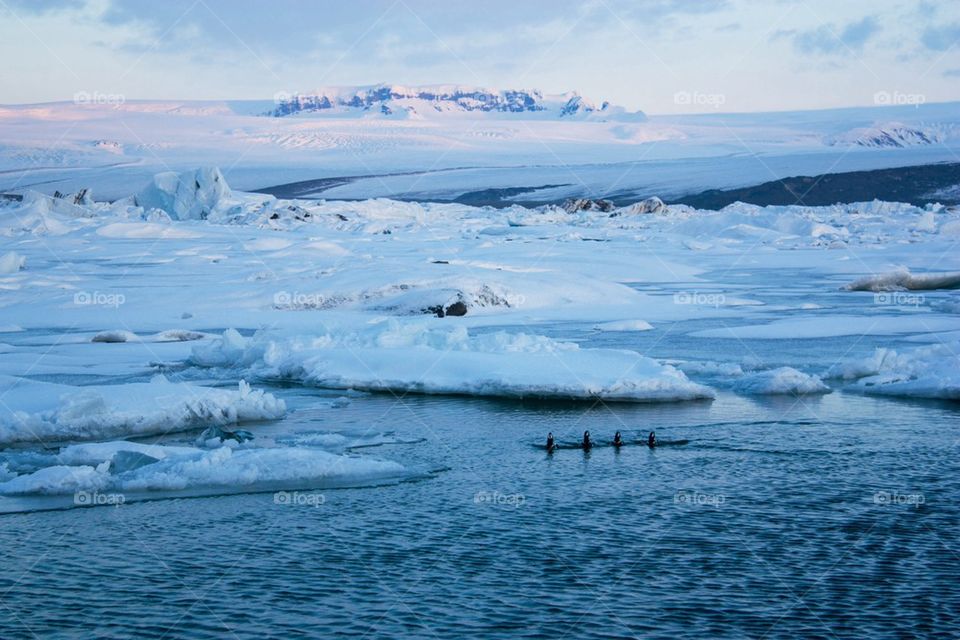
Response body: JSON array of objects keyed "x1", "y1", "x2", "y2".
[
  {"x1": 943, "y1": 68, "x2": 960, "y2": 77},
  {"x1": 774, "y1": 16, "x2": 880, "y2": 56},
  {"x1": 922, "y1": 23, "x2": 960, "y2": 52},
  {"x1": 1, "y1": 0, "x2": 86, "y2": 14}
]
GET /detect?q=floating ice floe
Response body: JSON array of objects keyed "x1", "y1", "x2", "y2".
[
  {"x1": 0, "y1": 251, "x2": 25, "y2": 273},
  {"x1": 0, "y1": 440, "x2": 412, "y2": 499},
  {"x1": 0, "y1": 376, "x2": 286, "y2": 444},
  {"x1": 91, "y1": 329, "x2": 208, "y2": 343},
  {"x1": 826, "y1": 343, "x2": 960, "y2": 400},
  {"x1": 844, "y1": 268, "x2": 960, "y2": 292},
  {"x1": 190, "y1": 323, "x2": 715, "y2": 402},
  {"x1": 733, "y1": 367, "x2": 831, "y2": 395},
  {"x1": 593, "y1": 319, "x2": 653, "y2": 332}
]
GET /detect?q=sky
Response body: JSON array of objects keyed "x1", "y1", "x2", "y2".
[{"x1": 0, "y1": 0, "x2": 958, "y2": 114}]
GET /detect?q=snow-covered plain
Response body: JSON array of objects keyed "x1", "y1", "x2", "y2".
[
  {"x1": 1, "y1": 94, "x2": 959, "y2": 202},
  {"x1": 2, "y1": 161, "x2": 960, "y2": 509}
]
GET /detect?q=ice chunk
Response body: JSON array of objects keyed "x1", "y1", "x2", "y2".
[
  {"x1": 191, "y1": 323, "x2": 715, "y2": 402},
  {"x1": 0, "y1": 444, "x2": 413, "y2": 498},
  {"x1": 91, "y1": 330, "x2": 138, "y2": 343},
  {"x1": 133, "y1": 167, "x2": 231, "y2": 221},
  {"x1": 614, "y1": 197, "x2": 667, "y2": 215},
  {"x1": 676, "y1": 360, "x2": 745, "y2": 377},
  {"x1": 0, "y1": 251, "x2": 25, "y2": 273},
  {"x1": 829, "y1": 343, "x2": 960, "y2": 400},
  {"x1": 593, "y1": 320, "x2": 653, "y2": 332},
  {"x1": 108, "y1": 450, "x2": 161, "y2": 474},
  {"x1": 196, "y1": 425, "x2": 255, "y2": 446},
  {"x1": 0, "y1": 376, "x2": 285, "y2": 444},
  {"x1": 57, "y1": 440, "x2": 196, "y2": 467},
  {"x1": 733, "y1": 367, "x2": 831, "y2": 395},
  {"x1": 844, "y1": 268, "x2": 960, "y2": 292}
]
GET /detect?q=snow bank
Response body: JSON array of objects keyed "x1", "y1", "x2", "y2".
[
  {"x1": 827, "y1": 343, "x2": 960, "y2": 399},
  {"x1": 733, "y1": 367, "x2": 830, "y2": 395},
  {"x1": 133, "y1": 167, "x2": 231, "y2": 220},
  {"x1": 0, "y1": 442, "x2": 411, "y2": 496},
  {"x1": 91, "y1": 329, "x2": 207, "y2": 343},
  {"x1": 191, "y1": 322, "x2": 715, "y2": 402},
  {"x1": 0, "y1": 376, "x2": 286, "y2": 444},
  {"x1": 675, "y1": 360, "x2": 746, "y2": 377},
  {"x1": 593, "y1": 319, "x2": 653, "y2": 332},
  {"x1": 844, "y1": 268, "x2": 960, "y2": 292}
]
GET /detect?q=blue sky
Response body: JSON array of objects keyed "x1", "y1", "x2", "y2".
[{"x1": 1, "y1": 0, "x2": 958, "y2": 113}]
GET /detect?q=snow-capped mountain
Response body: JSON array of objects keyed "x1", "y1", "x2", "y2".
[
  {"x1": 828, "y1": 123, "x2": 945, "y2": 148},
  {"x1": 267, "y1": 84, "x2": 645, "y2": 121}
]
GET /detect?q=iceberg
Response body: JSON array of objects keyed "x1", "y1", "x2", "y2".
[
  {"x1": 133, "y1": 167, "x2": 231, "y2": 221},
  {"x1": 733, "y1": 367, "x2": 831, "y2": 395},
  {"x1": 191, "y1": 323, "x2": 715, "y2": 402}
]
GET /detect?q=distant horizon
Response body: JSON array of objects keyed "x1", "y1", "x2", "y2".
[{"x1": 3, "y1": 86, "x2": 958, "y2": 118}]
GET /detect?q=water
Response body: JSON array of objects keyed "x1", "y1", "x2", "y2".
[
  {"x1": 2, "y1": 365, "x2": 959, "y2": 638},
  {"x1": 2, "y1": 269, "x2": 960, "y2": 638}
]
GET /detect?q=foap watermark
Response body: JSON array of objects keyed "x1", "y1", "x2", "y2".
[
  {"x1": 74, "y1": 490, "x2": 125, "y2": 507},
  {"x1": 873, "y1": 90, "x2": 926, "y2": 108},
  {"x1": 74, "y1": 291, "x2": 125, "y2": 308},
  {"x1": 874, "y1": 292, "x2": 924, "y2": 308},
  {"x1": 673, "y1": 291, "x2": 726, "y2": 307},
  {"x1": 674, "y1": 489, "x2": 725, "y2": 507},
  {"x1": 674, "y1": 91, "x2": 726, "y2": 109},
  {"x1": 873, "y1": 491, "x2": 925, "y2": 508},
  {"x1": 73, "y1": 91, "x2": 126, "y2": 107},
  {"x1": 273, "y1": 290, "x2": 327, "y2": 309},
  {"x1": 274, "y1": 491, "x2": 326, "y2": 507},
  {"x1": 474, "y1": 490, "x2": 525, "y2": 508}
]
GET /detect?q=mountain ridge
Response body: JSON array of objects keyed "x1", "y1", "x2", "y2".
[{"x1": 267, "y1": 83, "x2": 646, "y2": 120}]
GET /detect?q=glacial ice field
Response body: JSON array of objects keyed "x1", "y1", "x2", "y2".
[{"x1": 0, "y1": 166, "x2": 959, "y2": 637}]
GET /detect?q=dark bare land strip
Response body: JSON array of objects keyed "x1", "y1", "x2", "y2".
[
  {"x1": 183, "y1": 161, "x2": 960, "y2": 210},
  {"x1": 670, "y1": 162, "x2": 960, "y2": 209}
]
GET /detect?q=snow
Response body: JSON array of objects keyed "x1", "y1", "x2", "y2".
[
  {"x1": 843, "y1": 268, "x2": 960, "y2": 292},
  {"x1": 0, "y1": 376, "x2": 286, "y2": 445},
  {"x1": 3, "y1": 157, "x2": 960, "y2": 506},
  {"x1": 90, "y1": 329, "x2": 207, "y2": 343},
  {"x1": 131, "y1": 167, "x2": 232, "y2": 221},
  {"x1": 97, "y1": 221, "x2": 202, "y2": 239},
  {"x1": 0, "y1": 251, "x2": 25, "y2": 273},
  {"x1": 733, "y1": 367, "x2": 831, "y2": 395},
  {"x1": 826, "y1": 343, "x2": 960, "y2": 400},
  {"x1": 692, "y1": 316, "x2": 960, "y2": 340},
  {"x1": 1, "y1": 98, "x2": 959, "y2": 202},
  {"x1": 190, "y1": 323, "x2": 715, "y2": 402},
  {"x1": 0, "y1": 443, "x2": 412, "y2": 497},
  {"x1": 593, "y1": 320, "x2": 654, "y2": 332}
]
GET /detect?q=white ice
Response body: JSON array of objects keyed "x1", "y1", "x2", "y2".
[
  {"x1": 190, "y1": 324, "x2": 715, "y2": 402},
  {"x1": 0, "y1": 441, "x2": 412, "y2": 497},
  {"x1": 0, "y1": 376, "x2": 286, "y2": 445},
  {"x1": 826, "y1": 343, "x2": 960, "y2": 400},
  {"x1": 733, "y1": 367, "x2": 831, "y2": 395}
]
